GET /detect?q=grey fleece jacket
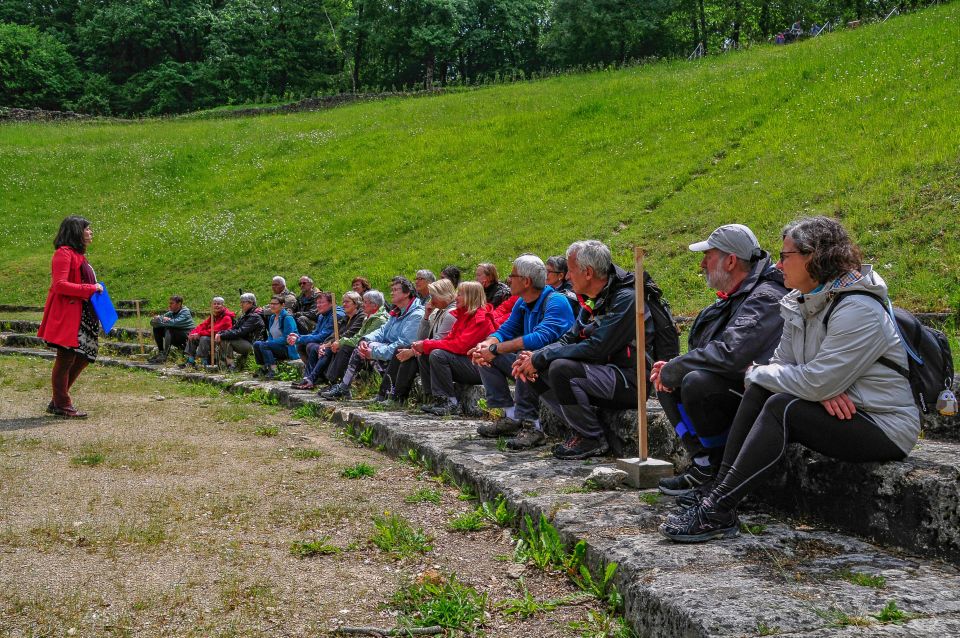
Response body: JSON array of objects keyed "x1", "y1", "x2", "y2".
[{"x1": 746, "y1": 266, "x2": 920, "y2": 455}]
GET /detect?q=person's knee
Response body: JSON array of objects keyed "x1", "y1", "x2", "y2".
[
  {"x1": 430, "y1": 349, "x2": 453, "y2": 365},
  {"x1": 547, "y1": 358, "x2": 581, "y2": 385},
  {"x1": 679, "y1": 369, "x2": 721, "y2": 399},
  {"x1": 759, "y1": 392, "x2": 796, "y2": 423}
]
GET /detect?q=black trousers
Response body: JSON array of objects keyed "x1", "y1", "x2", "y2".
[
  {"x1": 420, "y1": 349, "x2": 482, "y2": 400},
  {"x1": 153, "y1": 326, "x2": 189, "y2": 353},
  {"x1": 711, "y1": 385, "x2": 906, "y2": 512},
  {"x1": 658, "y1": 370, "x2": 744, "y2": 467},
  {"x1": 378, "y1": 357, "x2": 419, "y2": 401}
]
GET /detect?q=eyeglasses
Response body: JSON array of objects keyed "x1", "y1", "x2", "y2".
[
  {"x1": 778, "y1": 251, "x2": 803, "y2": 262},
  {"x1": 268, "y1": 302, "x2": 281, "y2": 306}
]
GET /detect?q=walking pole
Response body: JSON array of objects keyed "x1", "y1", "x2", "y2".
[
  {"x1": 616, "y1": 247, "x2": 673, "y2": 488},
  {"x1": 134, "y1": 300, "x2": 145, "y2": 355}
]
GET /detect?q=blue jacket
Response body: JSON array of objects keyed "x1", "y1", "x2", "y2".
[
  {"x1": 298, "y1": 306, "x2": 346, "y2": 345},
  {"x1": 262, "y1": 310, "x2": 299, "y2": 360},
  {"x1": 362, "y1": 297, "x2": 425, "y2": 361},
  {"x1": 491, "y1": 285, "x2": 575, "y2": 351}
]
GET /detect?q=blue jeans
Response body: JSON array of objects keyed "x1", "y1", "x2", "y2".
[
  {"x1": 253, "y1": 341, "x2": 292, "y2": 366},
  {"x1": 306, "y1": 350, "x2": 333, "y2": 383},
  {"x1": 477, "y1": 352, "x2": 539, "y2": 421}
]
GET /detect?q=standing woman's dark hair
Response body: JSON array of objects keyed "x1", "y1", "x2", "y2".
[{"x1": 37, "y1": 216, "x2": 104, "y2": 418}]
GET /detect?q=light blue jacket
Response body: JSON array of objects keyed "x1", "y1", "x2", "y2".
[
  {"x1": 362, "y1": 298, "x2": 425, "y2": 361},
  {"x1": 262, "y1": 310, "x2": 299, "y2": 360}
]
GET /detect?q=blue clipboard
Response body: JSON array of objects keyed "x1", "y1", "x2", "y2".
[{"x1": 90, "y1": 282, "x2": 119, "y2": 334}]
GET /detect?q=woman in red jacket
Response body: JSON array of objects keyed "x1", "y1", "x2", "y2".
[
  {"x1": 413, "y1": 281, "x2": 496, "y2": 416},
  {"x1": 37, "y1": 216, "x2": 104, "y2": 418}
]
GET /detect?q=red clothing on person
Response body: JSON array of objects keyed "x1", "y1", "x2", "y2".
[
  {"x1": 190, "y1": 309, "x2": 236, "y2": 337},
  {"x1": 37, "y1": 246, "x2": 99, "y2": 349},
  {"x1": 491, "y1": 295, "x2": 518, "y2": 328},
  {"x1": 421, "y1": 304, "x2": 496, "y2": 356}
]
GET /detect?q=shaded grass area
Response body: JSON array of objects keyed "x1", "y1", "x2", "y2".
[{"x1": 0, "y1": 5, "x2": 958, "y2": 314}]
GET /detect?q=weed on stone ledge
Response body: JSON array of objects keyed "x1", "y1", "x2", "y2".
[
  {"x1": 291, "y1": 403, "x2": 328, "y2": 421},
  {"x1": 872, "y1": 600, "x2": 912, "y2": 624},
  {"x1": 638, "y1": 492, "x2": 662, "y2": 505},
  {"x1": 836, "y1": 569, "x2": 886, "y2": 589},
  {"x1": 479, "y1": 495, "x2": 514, "y2": 526},
  {"x1": 756, "y1": 620, "x2": 780, "y2": 635}
]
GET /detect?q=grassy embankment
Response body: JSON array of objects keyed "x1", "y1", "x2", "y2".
[{"x1": 0, "y1": 3, "x2": 957, "y2": 317}]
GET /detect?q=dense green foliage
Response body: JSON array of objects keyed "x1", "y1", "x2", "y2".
[
  {"x1": 0, "y1": 0, "x2": 938, "y2": 115},
  {"x1": 0, "y1": 5, "x2": 957, "y2": 315}
]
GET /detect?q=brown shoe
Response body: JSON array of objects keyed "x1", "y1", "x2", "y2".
[
  {"x1": 291, "y1": 379, "x2": 314, "y2": 390},
  {"x1": 506, "y1": 425, "x2": 546, "y2": 450},
  {"x1": 50, "y1": 404, "x2": 88, "y2": 419},
  {"x1": 476, "y1": 416, "x2": 521, "y2": 438}
]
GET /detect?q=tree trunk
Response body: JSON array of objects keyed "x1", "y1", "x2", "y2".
[
  {"x1": 352, "y1": 5, "x2": 365, "y2": 93},
  {"x1": 732, "y1": 0, "x2": 742, "y2": 45},
  {"x1": 697, "y1": 0, "x2": 708, "y2": 53},
  {"x1": 425, "y1": 52, "x2": 435, "y2": 89}
]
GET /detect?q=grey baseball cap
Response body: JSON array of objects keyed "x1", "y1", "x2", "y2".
[{"x1": 689, "y1": 224, "x2": 762, "y2": 261}]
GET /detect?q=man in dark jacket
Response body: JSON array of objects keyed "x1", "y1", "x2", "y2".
[
  {"x1": 650, "y1": 224, "x2": 787, "y2": 495},
  {"x1": 216, "y1": 293, "x2": 265, "y2": 371},
  {"x1": 294, "y1": 276, "x2": 320, "y2": 334},
  {"x1": 514, "y1": 240, "x2": 645, "y2": 460}
]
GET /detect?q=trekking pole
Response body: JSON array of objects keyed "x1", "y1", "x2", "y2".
[
  {"x1": 134, "y1": 300, "x2": 145, "y2": 355},
  {"x1": 615, "y1": 247, "x2": 673, "y2": 488}
]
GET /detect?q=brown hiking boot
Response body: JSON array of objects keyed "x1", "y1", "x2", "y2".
[
  {"x1": 476, "y1": 416, "x2": 522, "y2": 438},
  {"x1": 506, "y1": 425, "x2": 546, "y2": 450}
]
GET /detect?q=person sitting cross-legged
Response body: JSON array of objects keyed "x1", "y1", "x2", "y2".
[
  {"x1": 470, "y1": 254, "x2": 575, "y2": 449},
  {"x1": 180, "y1": 297, "x2": 235, "y2": 369},
  {"x1": 651, "y1": 224, "x2": 787, "y2": 497},
  {"x1": 659, "y1": 216, "x2": 920, "y2": 543},
  {"x1": 215, "y1": 292, "x2": 265, "y2": 371},
  {"x1": 322, "y1": 290, "x2": 388, "y2": 389},
  {"x1": 412, "y1": 281, "x2": 496, "y2": 416},
  {"x1": 288, "y1": 291, "x2": 345, "y2": 386},
  {"x1": 376, "y1": 278, "x2": 457, "y2": 406},
  {"x1": 321, "y1": 277, "x2": 424, "y2": 400},
  {"x1": 514, "y1": 240, "x2": 654, "y2": 460},
  {"x1": 292, "y1": 291, "x2": 365, "y2": 390},
  {"x1": 148, "y1": 295, "x2": 195, "y2": 364},
  {"x1": 252, "y1": 295, "x2": 299, "y2": 379}
]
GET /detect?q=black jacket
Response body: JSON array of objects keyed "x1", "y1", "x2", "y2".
[
  {"x1": 220, "y1": 309, "x2": 266, "y2": 342},
  {"x1": 340, "y1": 311, "x2": 365, "y2": 341},
  {"x1": 484, "y1": 281, "x2": 511, "y2": 308},
  {"x1": 660, "y1": 254, "x2": 787, "y2": 388},
  {"x1": 555, "y1": 280, "x2": 580, "y2": 315},
  {"x1": 532, "y1": 264, "x2": 642, "y2": 386}
]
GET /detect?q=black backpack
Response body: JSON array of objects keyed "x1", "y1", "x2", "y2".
[
  {"x1": 643, "y1": 271, "x2": 681, "y2": 367},
  {"x1": 823, "y1": 291, "x2": 954, "y2": 414}
]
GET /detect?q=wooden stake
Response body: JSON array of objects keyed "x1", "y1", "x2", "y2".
[
  {"x1": 134, "y1": 300, "x2": 145, "y2": 355},
  {"x1": 332, "y1": 293, "x2": 340, "y2": 343},
  {"x1": 634, "y1": 247, "x2": 648, "y2": 461},
  {"x1": 210, "y1": 300, "x2": 217, "y2": 368}
]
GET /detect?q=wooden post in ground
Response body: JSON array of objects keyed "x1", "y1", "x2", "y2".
[
  {"x1": 332, "y1": 292, "x2": 340, "y2": 343},
  {"x1": 209, "y1": 300, "x2": 217, "y2": 369},
  {"x1": 616, "y1": 247, "x2": 673, "y2": 488},
  {"x1": 134, "y1": 300, "x2": 145, "y2": 355}
]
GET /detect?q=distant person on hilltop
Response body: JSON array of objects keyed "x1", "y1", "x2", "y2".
[
  {"x1": 476, "y1": 262, "x2": 511, "y2": 308},
  {"x1": 271, "y1": 276, "x2": 298, "y2": 313},
  {"x1": 148, "y1": 295, "x2": 195, "y2": 364},
  {"x1": 215, "y1": 292, "x2": 264, "y2": 371},
  {"x1": 37, "y1": 216, "x2": 104, "y2": 419},
  {"x1": 294, "y1": 276, "x2": 320, "y2": 333},
  {"x1": 650, "y1": 224, "x2": 787, "y2": 498},
  {"x1": 252, "y1": 295, "x2": 299, "y2": 379},
  {"x1": 180, "y1": 297, "x2": 235, "y2": 369}
]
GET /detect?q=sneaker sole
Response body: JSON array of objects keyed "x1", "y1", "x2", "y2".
[
  {"x1": 658, "y1": 484, "x2": 700, "y2": 497},
  {"x1": 658, "y1": 524, "x2": 739, "y2": 543},
  {"x1": 553, "y1": 444, "x2": 610, "y2": 460}
]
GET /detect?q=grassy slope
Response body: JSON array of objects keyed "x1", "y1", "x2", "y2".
[{"x1": 0, "y1": 4, "x2": 957, "y2": 315}]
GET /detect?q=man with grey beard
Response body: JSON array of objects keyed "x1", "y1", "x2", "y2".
[{"x1": 650, "y1": 224, "x2": 787, "y2": 498}]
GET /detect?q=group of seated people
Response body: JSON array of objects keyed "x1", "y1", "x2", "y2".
[{"x1": 149, "y1": 217, "x2": 922, "y2": 544}]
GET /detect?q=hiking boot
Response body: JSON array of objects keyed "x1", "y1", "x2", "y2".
[
  {"x1": 291, "y1": 379, "x2": 314, "y2": 390},
  {"x1": 49, "y1": 404, "x2": 88, "y2": 419},
  {"x1": 552, "y1": 436, "x2": 609, "y2": 460},
  {"x1": 658, "y1": 464, "x2": 717, "y2": 496},
  {"x1": 147, "y1": 353, "x2": 167, "y2": 364},
  {"x1": 476, "y1": 416, "x2": 521, "y2": 438},
  {"x1": 263, "y1": 368, "x2": 276, "y2": 380},
  {"x1": 422, "y1": 397, "x2": 459, "y2": 416},
  {"x1": 321, "y1": 384, "x2": 351, "y2": 400},
  {"x1": 506, "y1": 426, "x2": 546, "y2": 450},
  {"x1": 659, "y1": 499, "x2": 739, "y2": 543}
]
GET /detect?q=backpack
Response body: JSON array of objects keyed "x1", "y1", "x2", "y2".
[
  {"x1": 643, "y1": 271, "x2": 681, "y2": 367},
  {"x1": 823, "y1": 291, "x2": 954, "y2": 414}
]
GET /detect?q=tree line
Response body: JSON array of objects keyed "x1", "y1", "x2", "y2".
[{"x1": 0, "y1": 0, "x2": 929, "y2": 116}]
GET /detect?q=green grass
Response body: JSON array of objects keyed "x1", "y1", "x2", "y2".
[
  {"x1": 289, "y1": 536, "x2": 341, "y2": 558},
  {"x1": 370, "y1": 513, "x2": 433, "y2": 559},
  {"x1": 447, "y1": 509, "x2": 487, "y2": 532},
  {"x1": 836, "y1": 569, "x2": 887, "y2": 589},
  {"x1": 340, "y1": 462, "x2": 376, "y2": 479},
  {"x1": 1, "y1": 5, "x2": 958, "y2": 315},
  {"x1": 405, "y1": 488, "x2": 442, "y2": 504},
  {"x1": 390, "y1": 574, "x2": 487, "y2": 633}
]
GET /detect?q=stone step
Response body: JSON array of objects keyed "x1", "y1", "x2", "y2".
[
  {"x1": 2, "y1": 344, "x2": 959, "y2": 636},
  {"x1": 0, "y1": 333, "x2": 155, "y2": 356},
  {"x1": 0, "y1": 318, "x2": 151, "y2": 342}
]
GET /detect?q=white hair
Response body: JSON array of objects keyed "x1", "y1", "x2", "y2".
[
  {"x1": 272, "y1": 276, "x2": 286, "y2": 286},
  {"x1": 513, "y1": 254, "x2": 546, "y2": 289},
  {"x1": 212, "y1": 296, "x2": 225, "y2": 304},
  {"x1": 240, "y1": 292, "x2": 257, "y2": 305},
  {"x1": 566, "y1": 240, "x2": 612, "y2": 276},
  {"x1": 363, "y1": 289, "x2": 385, "y2": 308}
]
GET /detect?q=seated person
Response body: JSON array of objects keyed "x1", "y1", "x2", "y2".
[
  {"x1": 660, "y1": 216, "x2": 919, "y2": 543},
  {"x1": 412, "y1": 281, "x2": 496, "y2": 416},
  {"x1": 476, "y1": 262, "x2": 511, "y2": 308},
  {"x1": 294, "y1": 276, "x2": 320, "y2": 333},
  {"x1": 322, "y1": 277, "x2": 424, "y2": 399},
  {"x1": 546, "y1": 255, "x2": 580, "y2": 314},
  {"x1": 148, "y1": 295, "x2": 195, "y2": 363},
  {"x1": 252, "y1": 295, "x2": 299, "y2": 379},
  {"x1": 216, "y1": 293, "x2": 265, "y2": 371},
  {"x1": 651, "y1": 224, "x2": 786, "y2": 496},
  {"x1": 441, "y1": 265, "x2": 462, "y2": 288},
  {"x1": 513, "y1": 240, "x2": 649, "y2": 460},
  {"x1": 379, "y1": 279, "x2": 458, "y2": 405},
  {"x1": 271, "y1": 276, "x2": 298, "y2": 313},
  {"x1": 414, "y1": 269, "x2": 436, "y2": 303},
  {"x1": 288, "y1": 292, "x2": 345, "y2": 377},
  {"x1": 323, "y1": 290, "x2": 388, "y2": 388},
  {"x1": 470, "y1": 254, "x2": 575, "y2": 449},
  {"x1": 292, "y1": 292, "x2": 365, "y2": 390},
  {"x1": 180, "y1": 297, "x2": 235, "y2": 369},
  {"x1": 352, "y1": 277, "x2": 372, "y2": 295}
]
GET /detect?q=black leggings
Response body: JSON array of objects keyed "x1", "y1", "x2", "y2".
[{"x1": 711, "y1": 385, "x2": 905, "y2": 512}]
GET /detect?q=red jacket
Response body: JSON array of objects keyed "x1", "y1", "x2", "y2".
[
  {"x1": 190, "y1": 309, "x2": 236, "y2": 337},
  {"x1": 422, "y1": 304, "x2": 496, "y2": 356},
  {"x1": 491, "y1": 295, "x2": 518, "y2": 328},
  {"x1": 37, "y1": 247, "x2": 99, "y2": 349}
]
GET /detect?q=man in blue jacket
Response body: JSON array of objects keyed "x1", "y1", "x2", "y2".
[
  {"x1": 322, "y1": 277, "x2": 424, "y2": 400},
  {"x1": 470, "y1": 254, "x2": 575, "y2": 449},
  {"x1": 289, "y1": 292, "x2": 345, "y2": 380}
]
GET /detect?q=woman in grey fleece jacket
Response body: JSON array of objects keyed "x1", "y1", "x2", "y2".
[{"x1": 661, "y1": 216, "x2": 920, "y2": 543}]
